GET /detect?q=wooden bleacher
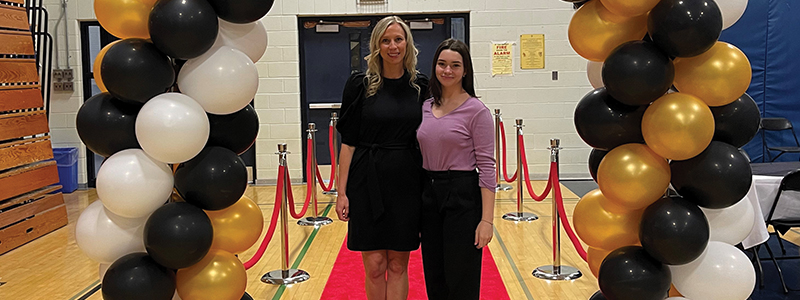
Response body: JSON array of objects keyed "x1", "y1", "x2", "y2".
[{"x1": 0, "y1": 1, "x2": 67, "y2": 255}]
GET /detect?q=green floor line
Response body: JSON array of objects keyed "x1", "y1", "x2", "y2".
[
  {"x1": 69, "y1": 280, "x2": 100, "y2": 300},
  {"x1": 494, "y1": 227, "x2": 535, "y2": 300},
  {"x1": 271, "y1": 203, "x2": 333, "y2": 300}
]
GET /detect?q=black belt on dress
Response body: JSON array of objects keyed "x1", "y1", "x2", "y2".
[{"x1": 358, "y1": 141, "x2": 415, "y2": 221}]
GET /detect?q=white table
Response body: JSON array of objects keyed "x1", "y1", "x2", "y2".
[{"x1": 741, "y1": 175, "x2": 800, "y2": 249}]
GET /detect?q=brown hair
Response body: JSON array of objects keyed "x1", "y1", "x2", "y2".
[{"x1": 429, "y1": 38, "x2": 476, "y2": 106}]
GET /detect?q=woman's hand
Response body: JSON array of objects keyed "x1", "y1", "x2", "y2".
[
  {"x1": 474, "y1": 220, "x2": 493, "y2": 249},
  {"x1": 336, "y1": 194, "x2": 350, "y2": 221}
]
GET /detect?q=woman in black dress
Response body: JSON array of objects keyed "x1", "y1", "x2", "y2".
[{"x1": 336, "y1": 16, "x2": 428, "y2": 300}]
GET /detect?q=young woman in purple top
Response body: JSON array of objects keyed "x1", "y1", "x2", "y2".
[{"x1": 416, "y1": 38, "x2": 496, "y2": 299}]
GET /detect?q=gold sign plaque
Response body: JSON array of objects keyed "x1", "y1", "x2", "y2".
[{"x1": 520, "y1": 34, "x2": 544, "y2": 69}]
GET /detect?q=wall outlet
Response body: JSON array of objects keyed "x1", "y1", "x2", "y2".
[
  {"x1": 63, "y1": 69, "x2": 73, "y2": 81},
  {"x1": 62, "y1": 81, "x2": 74, "y2": 91},
  {"x1": 53, "y1": 69, "x2": 64, "y2": 81},
  {"x1": 53, "y1": 82, "x2": 63, "y2": 91}
]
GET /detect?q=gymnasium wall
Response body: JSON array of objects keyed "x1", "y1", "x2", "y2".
[
  {"x1": 44, "y1": 0, "x2": 604, "y2": 184},
  {"x1": 720, "y1": 0, "x2": 800, "y2": 162}
]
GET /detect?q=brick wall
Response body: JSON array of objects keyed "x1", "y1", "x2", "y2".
[{"x1": 46, "y1": 0, "x2": 595, "y2": 184}]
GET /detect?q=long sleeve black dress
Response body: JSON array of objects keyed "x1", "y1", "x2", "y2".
[{"x1": 337, "y1": 71, "x2": 429, "y2": 251}]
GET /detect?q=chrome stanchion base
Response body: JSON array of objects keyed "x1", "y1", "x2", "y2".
[
  {"x1": 496, "y1": 184, "x2": 513, "y2": 191},
  {"x1": 261, "y1": 269, "x2": 310, "y2": 285},
  {"x1": 322, "y1": 188, "x2": 338, "y2": 196},
  {"x1": 502, "y1": 212, "x2": 538, "y2": 222},
  {"x1": 297, "y1": 216, "x2": 333, "y2": 227},
  {"x1": 532, "y1": 265, "x2": 582, "y2": 281}
]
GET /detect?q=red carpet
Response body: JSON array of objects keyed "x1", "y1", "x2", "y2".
[{"x1": 320, "y1": 240, "x2": 510, "y2": 300}]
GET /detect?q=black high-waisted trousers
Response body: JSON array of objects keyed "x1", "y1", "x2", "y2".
[{"x1": 421, "y1": 170, "x2": 482, "y2": 300}]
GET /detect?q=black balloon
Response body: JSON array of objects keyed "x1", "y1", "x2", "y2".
[
  {"x1": 711, "y1": 93, "x2": 761, "y2": 148},
  {"x1": 589, "y1": 291, "x2": 607, "y2": 300},
  {"x1": 76, "y1": 93, "x2": 141, "y2": 157},
  {"x1": 149, "y1": 0, "x2": 219, "y2": 59},
  {"x1": 208, "y1": 104, "x2": 259, "y2": 155},
  {"x1": 648, "y1": 0, "x2": 723, "y2": 57},
  {"x1": 671, "y1": 141, "x2": 753, "y2": 209},
  {"x1": 144, "y1": 203, "x2": 214, "y2": 269},
  {"x1": 640, "y1": 196, "x2": 709, "y2": 265},
  {"x1": 574, "y1": 87, "x2": 647, "y2": 150},
  {"x1": 175, "y1": 146, "x2": 248, "y2": 210},
  {"x1": 588, "y1": 148, "x2": 608, "y2": 182},
  {"x1": 598, "y1": 246, "x2": 671, "y2": 300},
  {"x1": 101, "y1": 39, "x2": 175, "y2": 104},
  {"x1": 603, "y1": 41, "x2": 674, "y2": 106},
  {"x1": 102, "y1": 253, "x2": 175, "y2": 300},
  {"x1": 207, "y1": 0, "x2": 275, "y2": 23}
]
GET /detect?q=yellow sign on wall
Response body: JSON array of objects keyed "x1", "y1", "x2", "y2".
[
  {"x1": 492, "y1": 42, "x2": 513, "y2": 76},
  {"x1": 521, "y1": 34, "x2": 545, "y2": 69}
]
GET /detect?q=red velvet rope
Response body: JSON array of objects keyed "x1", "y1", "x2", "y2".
[
  {"x1": 499, "y1": 121, "x2": 518, "y2": 183},
  {"x1": 550, "y1": 162, "x2": 588, "y2": 262},
  {"x1": 518, "y1": 135, "x2": 552, "y2": 201},
  {"x1": 315, "y1": 125, "x2": 336, "y2": 192},
  {"x1": 284, "y1": 139, "x2": 315, "y2": 219},
  {"x1": 243, "y1": 165, "x2": 285, "y2": 270}
]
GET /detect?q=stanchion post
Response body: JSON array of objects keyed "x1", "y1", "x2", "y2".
[
  {"x1": 262, "y1": 144, "x2": 310, "y2": 285},
  {"x1": 494, "y1": 109, "x2": 512, "y2": 192},
  {"x1": 533, "y1": 138, "x2": 582, "y2": 281},
  {"x1": 298, "y1": 123, "x2": 333, "y2": 227},
  {"x1": 323, "y1": 112, "x2": 339, "y2": 195},
  {"x1": 502, "y1": 119, "x2": 538, "y2": 222}
]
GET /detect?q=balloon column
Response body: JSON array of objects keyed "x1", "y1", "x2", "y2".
[
  {"x1": 75, "y1": 1, "x2": 272, "y2": 299},
  {"x1": 568, "y1": 0, "x2": 759, "y2": 299}
]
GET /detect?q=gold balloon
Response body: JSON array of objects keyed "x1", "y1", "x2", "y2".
[
  {"x1": 93, "y1": 40, "x2": 120, "y2": 93},
  {"x1": 674, "y1": 41, "x2": 752, "y2": 107},
  {"x1": 176, "y1": 249, "x2": 247, "y2": 300},
  {"x1": 94, "y1": 0, "x2": 152, "y2": 39},
  {"x1": 669, "y1": 284, "x2": 684, "y2": 297},
  {"x1": 568, "y1": 0, "x2": 648, "y2": 62},
  {"x1": 599, "y1": 0, "x2": 659, "y2": 17},
  {"x1": 597, "y1": 144, "x2": 670, "y2": 210},
  {"x1": 573, "y1": 189, "x2": 643, "y2": 250},
  {"x1": 642, "y1": 93, "x2": 715, "y2": 160},
  {"x1": 587, "y1": 247, "x2": 613, "y2": 277},
  {"x1": 205, "y1": 196, "x2": 264, "y2": 254}
]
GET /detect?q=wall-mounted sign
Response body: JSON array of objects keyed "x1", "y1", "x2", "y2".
[
  {"x1": 492, "y1": 42, "x2": 514, "y2": 76},
  {"x1": 520, "y1": 34, "x2": 544, "y2": 69}
]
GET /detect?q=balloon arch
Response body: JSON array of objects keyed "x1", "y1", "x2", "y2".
[
  {"x1": 74, "y1": 0, "x2": 273, "y2": 299},
  {"x1": 568, "y1": 0, "x2": 757, "y2": 300}
]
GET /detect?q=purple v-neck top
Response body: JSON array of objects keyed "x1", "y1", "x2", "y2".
[{"x1": 417, "y1": 97, "x2": 497, "y2": 190}]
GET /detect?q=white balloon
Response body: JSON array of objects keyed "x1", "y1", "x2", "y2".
[
  {"x1": 99, "y1": 263, "x2": 111, "y2": 280},
  {"x1": 670, "y1": 241, "x2": 756, "y2": 300},
  {"x1": 136, "y1": 93, "x2": 210, "y2": 163},
  {"x1": 97, "y1": 149, "x2": 174, "y2": 218},
  {"x1": 177, "y1": 46, "x2": 259, "y2": 114},
  {"x1": 587, "y1": 60, "x2": 604, "y2": 88},
  {"x1": 75, "y1": 201, "x2": 148, "y2": 263},
  {"x1": 213, "y1": 19, "x2": 268, "y2": 62},
  {"x1": 701, "y1": 198, "x2": 755, "y2": 245},
  {"x1": 718, "y1": 0, "x2": 748, "y2": 30}
]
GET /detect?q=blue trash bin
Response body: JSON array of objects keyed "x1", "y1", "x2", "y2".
[{"x1": 53, "y1": 147, "x2": 78, "y2": 193}]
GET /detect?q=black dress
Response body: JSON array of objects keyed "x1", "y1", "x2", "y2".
[{"x1": 337, "y1": 71, "x2": 429, "y2": 251}]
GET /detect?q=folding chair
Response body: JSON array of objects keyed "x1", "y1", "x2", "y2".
[{"x1": 761, "y1": 118, "x2": 800, "y2": 162}]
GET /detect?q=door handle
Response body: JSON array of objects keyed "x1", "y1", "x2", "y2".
[{"x1": 309, "y1": 103, "x2": 341, "y2": 109}]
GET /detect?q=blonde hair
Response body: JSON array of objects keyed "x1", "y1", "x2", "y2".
[{"x1": 364, "y1": 16, "x2": 421, "y2": 98}]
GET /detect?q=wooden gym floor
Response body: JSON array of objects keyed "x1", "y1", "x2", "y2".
[{"x1": 2, "y1": 179, "x2": 791, "y2": 299}]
